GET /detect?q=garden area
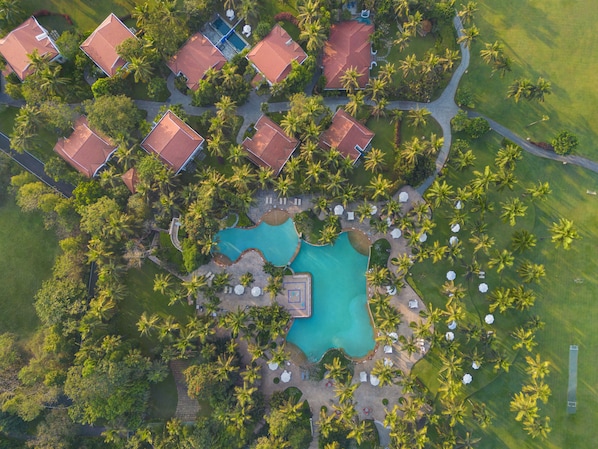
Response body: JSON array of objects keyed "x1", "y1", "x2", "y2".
[
  {"x1": 458, "y1": 0, "x2": 598, "y2": 159},
  {"x1": 410, "y1": 129, "x2": 598, "y2": 448}
]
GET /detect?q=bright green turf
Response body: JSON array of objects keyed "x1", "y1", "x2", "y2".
[
  {"x1": 411, "y1": 130, "x2": 598, "y2": 448},
  {"x1": 21, "y1": 0, "x2": 144, "y2": 31},
  {"x1": 0, "y1": 195, "x2": 58, "y2": 338},
  {"x1": 457, "y1": 0, "x2": 598, "y2": 159}
]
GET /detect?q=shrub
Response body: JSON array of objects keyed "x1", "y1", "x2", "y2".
[
  {"x1": 273, "y1": 377, "x2": 280, "y2": 384},
  {"x1": 551, "y1": 130, "x2": 578, "y2": 155},
  {"x1": 382, "y1": 398, "x2": 389, "y2": 406},
  {"x1": 274, "y1": 12, "x2": 299, "y2": 27},
  {"x1": 254, "y1": 21, "x2": 273, "y2": 40},
  {"x1": 147, "y1": 77, "x2": 169, "y2": 101}
]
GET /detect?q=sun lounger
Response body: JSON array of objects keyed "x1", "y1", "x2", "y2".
[
  {"x1": 360, "y1": 371, "x2": 368, "y2": 383},
  {"x1": 409, "y1": 299, "x2": 419, "y2": 309}
]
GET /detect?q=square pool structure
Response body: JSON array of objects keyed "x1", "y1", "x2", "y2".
[
  {"x1": 275, "y1": 273, "x2": 312, "y2": 318},
  {"x1": 203, "y1": 15, "x2": 248, "y2": 60}
]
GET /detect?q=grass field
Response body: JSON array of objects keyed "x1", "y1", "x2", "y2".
[
  {"x1": 0, "y1": 195, "x2": 58, "y2": 338},
  {"x1": 21, "y1": 0, "x2": 144, "y2": 31},
  {"x1": 458, "y1": 0, "x2": 598, "y2": 159},
  {"x1": 410, "y1": 130, "x2": 598, "y2": 448}
]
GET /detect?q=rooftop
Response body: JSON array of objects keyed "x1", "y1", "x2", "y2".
[
  {"x1": 53, "y1": 116, "x2": 117, "y2": 178},
  {"x1": 121, "y1": 167, "x2": 138, "y2": 194},
  {"x1": 319, "y1": 108, "x2": 375, "y2": 162},
  {"x1": 246, "y1": 24, "x2": 307, "y2": 85},
  {"x1": 323, "y1": 21, "x2": 374, "y2": 90},
  {"x1": 80, "y1": 13, "x2": 136, "y2": 77},
  {"x1": 141, "y1": 110, "x2": 205, "y2": 174},
  {"x1": 242, "y1": 115, "x2": 299, "y2": 175},
  {"x1": 0, "y1": 17, "x2": 60, "y2": 81},
  {"x1": 167, "y1": 33, "x2": 227, "y2": 91}
]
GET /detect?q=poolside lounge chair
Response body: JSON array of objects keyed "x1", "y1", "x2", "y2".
[
  {"x1": 409, "y1": 299, "x2": 419, "y2": 309},
  {"x1": 360, "y1": 371, "x2": 368, "y2": 383}
]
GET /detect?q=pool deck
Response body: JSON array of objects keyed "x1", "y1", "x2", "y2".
[{"x1": 189, "y1": 186, "x2": 431, "y2": 431}]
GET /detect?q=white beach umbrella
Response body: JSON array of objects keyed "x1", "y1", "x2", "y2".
[
  {"x1": 398, "y1": 191, "x2": 409, "y2": 203},
  {"x1": 451, "y1": 223, "x2": 461, "y2": 233},
  {"x1": 268, "y1": 362, "x2": 279, "y2": 371},
  {"x1": 281, "y1": 370, "x2": 291, "y2": 383},
  {"x1": 390, "y1": 228, "x2": 402, "y2": 239},
  {"x1": 462, "y1": 373, "x2": 472, "y2": 384},
  {"x1": 251, "y1": 286, "x2": 261, "y2": 297},
  {"x1": 418, "y1": 232, "x2": 428, "y2": 243},
  {"x1": 226, "y1": 9, "x2": 235, "y2": 19},
  {"x1": 234, "y1": 284, "x2": 245, "y2": 295},
  {"x1": 449, "y1": 236, "x2": 459, "y2": 246},
  {"x1": 388, "y1": 332, "x2": 398, "y2": 342},
  {"x1": 334, "y1": 204, "x2": 344, "y2": 216},
  {"x1": 370, "y1": 374, "x2": 380, "y2": 386},
  {"x1": 445, "y1": 331, "x2": 455, "y2": 341},
  {"x1": 455, "y1": 200, "x2": 463, "y2": 210},
  {"x1": 478, "y1": 283, "x2": 488, "y2": 293},
  {"x1": 370, "y1": 205, "x2": 378, "y2": 215},
  {"x1": 472, "y1": 361, "x2": 481, "y2": 370},
  {"x1": 448, "y1": 320, "x2": 457, "y2": 330},
  {"x1": 386, "y1": 285, "x2": 397, "y2": 295},
  {"x1": 446, "y1": 270, "x2": 456, "y2": 281},
  {"x1": 485, "y1": 314, "x2": 495, "y2": 324}
]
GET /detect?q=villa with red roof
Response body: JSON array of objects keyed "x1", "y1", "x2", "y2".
[
  {"x1": 242, "y1": 115, "x2": 299, "y2": 175},
  {"x1": 167, "y1": 33, "x2": 226, "y2": 91},
  {"x1": 121, "y1": 167, "x2": 139, "y2": 194},
  {"x1": 322, "y1": 21, "x2": 374, "y2": 90},
  {"x1": 141, "y1": 110, "x2": 205, "y2": 174},
  {"x1": 0, "y1": 17, "x2": 62, "y2": 81},
  {"x1": 80, "y1": 13, "x2": 136, "y2": 77},
  {"x1": 246, "y1": 24, "x2": 307, "y2": 85},
  {"x1": 54, "y1": 116, "x2": 117, "y2": 178},
  {"x1": 319, "y1": 109, "x2": 374, "y2": 163}
]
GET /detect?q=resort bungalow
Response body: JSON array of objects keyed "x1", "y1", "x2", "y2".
[
  {"x1": 246, "y1": 24, "x2": 307, "y2": 86},
  {"x1": 242, "y1": 115, "x2": 300, "y2": 175},
  {"x1": 0, "y1": 17, "x2": 62, "y2": 81},
  {"x1": 322, "y1": 21, "x2": 374, "y2": 90},
  {"x1": 167, "y1": 33, "x2": 227, "y2": 91},
  {"x1": 80, "y1": 13, "x2": 136, "y2": 77},
  {"x1": 319, "y1": 108, "x2": 374, "y2": 163},
  {"x1": 140, "y1": 110, "x2": 205, "y2": 174},
  {"x1": 54, "y1": 116, "x2": 118, "y2": 178}
]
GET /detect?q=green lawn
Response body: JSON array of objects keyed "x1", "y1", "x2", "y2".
[
  {"x1": 458, "y1": 0, "x2": 598, "y2": 159},
  {"x1": 410, "y1": 131, "x2": 598, "y2": 448},
  {"x1": 0, "y1": 106, "x2": 19, "y2": 136},
  {"x1": 21, "y1": 0, "x2": 144, "y2": 31},
  {"x1": 0, "y1": 195, "x2": 59, "y2": 338}
]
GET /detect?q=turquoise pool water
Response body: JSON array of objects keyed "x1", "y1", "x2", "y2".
[
  {"x1": 215, "y1": 219, "x2": 299, "y2": 266},
  {"x1": 215, "y1": 221, "x2": 375, "y2": 361}
]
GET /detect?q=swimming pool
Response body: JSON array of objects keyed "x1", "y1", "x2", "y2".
[
  {"x1": 215, "y1": 219, "x2": 299, "y2": 267},
  {"x1": 211, "y1": 17, "x2": 247, "y2": 52},
  {"x1": 215, "y1": 220, "x2": 375, "y2": 361}
]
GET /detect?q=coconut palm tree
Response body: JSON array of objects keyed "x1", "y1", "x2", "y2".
[
  {"x1": 347, "y1": 420, "x2": 371, "y2": 445},
  {"x1": 368, "y1": 174, "x2": 395, "y2": 200},
  {"x1": 222, "y1": 307, "x2": 248, "y2": 338},
  {"x1": 334, "y1": 381, "x2": 358, "y2": 405},
  {"x1": 274, "y1": 175, "x2": 294, "y2": 197},
  {"x1": 324, "y1": 357, "x2": 348, "y2": 383},
  {"x1": 517, "y1": 261, "x2": 546, "y2": 284},
  {"x1": 523, "y1": 416, "x2": 551, "y2": 439},
  {"x1": 525, "y1": 353, "x2": 551, "y2": 380},
  {"x1": 455, "y1": 431, "x2": 482, "y2": 448},
  {"x1": 510, "y1": 229, "x2": 536, "y2": 253},
  {"x1": 507, "y1": 78, "x2": 534, "y2": 102},
  {"x1": 137, "y1": 312, "x2": 160, "y2": 337},
  {"x1": 511, "y1": 326, "x2": 537, "y2": 352},
  {"x1": 371, "y1": 359, "x2": 401, "y2": 387},
  {"x1": 457, "y1": 25, "x2": 480, "y2": 48},
  {"x1": 127, "y1": 56, "x2": 153, "y2": 83},
  {"x1": 522, "y1": 379, "x2": 551, "y2": 404},
  {"x1": 340, "y1": 66, "x2": 362, "y2": 93},
  {"x1": 488, "y1": 287, "x2": 513, "y2": 313},
  {"x1": 532, "y1": 77, "x2": 552, "y2": 102},
  {"x1": 407, "y1": 108, "x2": 431, "y2": 129},
  {"x1": 500, "y1": 197, "x2": 528, "y2": 226},
  {"x1": 550, "y1": 218, "x2": 580, "y2": 250},
  {"x1": 426, "y1": 179, "x2": 454, "y2": 209},
  {"x1": 510, "y1": 392, "x2": 539, "y2": 422},
  {"x1": 297, "y1": 0, "x2": 320, "y2": 28},
  {"x1": 345, "y1": 91, "x2": 365, "y2": 117},
  {"x1": 300, "y1": 19, "x2": 327, "y2": 54},
  {"x1": 480, "y1": 41, "x2": 504, "y2": 65},
  {"x1": 525, "y1": 181, "x2": 551, "y2": 201},
  {"x1": 488, "y1": 249, "x2": 515, "y2": 274}
]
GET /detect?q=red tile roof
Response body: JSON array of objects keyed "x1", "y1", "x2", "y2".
[
  {"x1": 323, "y1": 21, "x2": 374, "y2": 90},
  {"x1": 121, "y1": 167, "x2": 138, "y2": 194},
  {"x1": 319, "y1": 109, "x2": 374, "y2": 162},
  {"x1": 141, "y1": 110, "x2": 204, "y2": 174},
  {"x1": 80, "y1": 13, "x2": 136, "y2": 77},
  {"x1": 242, "y1": 115, "x2": 299, "y2": 175},
  {"x1": 246, "y1": 24, "x2": 307, "y2": 85},
  {"x1": 0, "y1": 17, "x2": 60, "y2": 81},
  {"x1": 167, "y1": 33, "x2": 226, "y2": 91},
  {"x1": 54, "y1": 116, "x2": 117, "y2": 178}
]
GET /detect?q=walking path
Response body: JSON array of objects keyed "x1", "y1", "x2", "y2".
[{"x1": 169, "y1": 359, "x2": 200, "y2": 423}]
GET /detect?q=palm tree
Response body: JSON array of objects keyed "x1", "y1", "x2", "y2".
[
  {"x1": 457, "y1": 25, "x2": 480, "y2": 48},
  {"x1": 522, "y1": 379, "x2": 551, "y2": 404},
  {"x1": 532, "y1": 77, "x2": 552, "y2": 102},
  {"x1": 495, "y1": 144, "x2": 522, "y2": 170},
  {"x1": 525, "y1": 353, "x2": 551, "y2": 380},
  {"x1": 334, "y1": 381, "x2": 358, "y2": 405},
  {"x1": 425, "y1": 179, "x2": 454, "y2": 209},
  {"x1": 458, "y1": 1, "x2": 478, "y2": 24},
  {"x1": 525, "y1": 181, "x2": 551, "y2": 201},
  {"x1": 368, "y1": 174, "x2": 395, "y2": 200},
  {"x1": 300, "y1": 20, "x2": 327, "y2": 54},
  {"x1": 347, "y1": 420, "x2": 371, "y2": 445},
  {"x1": 222, "y1": 307, "x2": 248, "y2": 338},
  {"x1": 407, "y1": 108, "x2": 431, "y2": 129},
  {"x1": 523, "y1": 415, "x2": 551, "y2": 439},
  {"x1": 324, "y1": 357, "x2": 348, "y2": 383},
  {"x1": 469, "y1": 233, "x2": 495, "y2": 256},
  {"x1": 297, "y1": 0, "x2": 320, "y2": 28},
  {"x1": 340, "y1": 67, "x2": 362, "y2": 93},
  {"x1": 488, "y1": 249, "x2": 515, "y2": 274},
  {"x1": 153, "y1": 273, "x2": 173, "y2": 295},
  {"x1": 488, "y1": 287, "x2": 513, "y2": 313},
  {"x1": 345, "y1": 91, "x2": 365, "y2": 117},
  {"x1": 0, "y1": 0, "x2": 25, "y2": 28},
  {"x1": 274, "y1": 175, "x2": 294, "y2": 197},
  {"x1": 371, "y1": 359, "x2": 401, "y2": 387},
  {"x1": 367, "y1": 77, "x2": 388, "y2": 103},
  {"x1": 455, "y1": 431, "x2": 481, "y2": 448},
  {"x1": 238, "y1": 0, "x2": 260, "y2": 22},
  {"x1": 511, "y1": 229, "x2": 537, "y2": 253},
  {"x1": 480, "y1": 41, "x2": 504, "y2": 65},
  {"x1": 257, "y1": 166, "x2": 274, "y2": 190},
  {"x1": 127, "y1": 56, "x2": 153, "y2": 83},
  {"x1": 510, "y1": 392, "x2": 539, "y2": 422},
  {"x1": 500, "y1": 197, "x2": 528, "y2": 226},
  {"x1": 517, "y1": 261, "x2": 546, "y2": 283},
  {"x1": 550, "y1": 218, "x2": 580, "y2": 250},
  {"x1": 137, "y1": 312, "x2": 160, "y2": 337},
  {"x1": 511, "y1": 326, "x2": 537, "y2": 352},
  {"x1": 215, "y1": 95, "x2": 237, "y2": 130},
  {"x1": 507, "y1": 78, "x2": 534, "y2": 102}
]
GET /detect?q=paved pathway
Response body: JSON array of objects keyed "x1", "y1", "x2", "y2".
[{"x1": 169, "y1": 359, "x2": 200, "y2": 423}]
